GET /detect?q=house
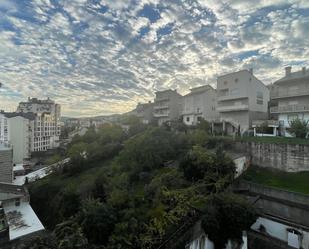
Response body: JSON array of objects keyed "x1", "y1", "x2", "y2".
[
  {"x1": 216, "y1": 69, "x2": 270, "y2": 135},
  {"x1": 270, "y1": 66, "x2": 309, "y2": 137},
  {"x1": 153, "y1": 89, "x2": 182, "y2": 126},
  {"x1": 182, "y1": 85, "x2": 218, "y2": 126}
]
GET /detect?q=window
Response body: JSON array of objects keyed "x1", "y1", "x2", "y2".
[
  {"x1": 257, "y1": 91, "x2": 263, "y2": 105},
  {"x1": 186, "y1": 117, "x2": 190, "y2": 122},
  {"x1": 235, "y1": 78, "x2": 239, "y2": 83},
  {"x1": 230, "y1": 88, "x2": 239, "y2": 95}
]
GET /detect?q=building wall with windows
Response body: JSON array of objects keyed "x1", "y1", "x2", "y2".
[
  {"x1": 270, "y1": 67, "x2": 309, "y2": 136},
  {"x1": 153, "y1": 90, "x2": 182, "y2": 126},
  {"x1": 17, "y1": 98, "x2": 61, "y2": 151},
  {"x1": 182, "y1": 85, "x2": 218, "y2": 126},
  {"x1": 217, "y1": 70, "x2": 269, "y2": 133},
  {"x1": 0, "y1": 143, "x2": 13, "y2": 183}
]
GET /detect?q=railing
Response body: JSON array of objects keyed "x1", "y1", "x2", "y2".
[
  {"x1": 270, "y1": 104, "x2": 309, "y2": 113},
  {"x1": 154, "y1": 105, "x2": 169, "y2": 110},
  {"x1": 271, "y1": 88, "x2": 309, "y2": 98},
  {"x1": 252, "y1": 120, "x2": 279, "y2": 126},
  {"x1": 153, "y1": 112, "x2": 169, "y2": 117},
  {"x1": 217, "y1": 104, "x2": 249, "y2": 112}
]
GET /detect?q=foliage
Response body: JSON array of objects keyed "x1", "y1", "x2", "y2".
[
  {"x1": 29, "y1": 124, "x2": 254, "y2": 249},
  {"x1": 196, "y1": 119, "x2": 211, "y2": 133},
  {"x1": 179, "y1": 146, "x2": 235, "y2": 184},
  {"x1": 289, "y1": 118, "x2": 309, "y2": 138},
  {"x1": 201, "y1": 193, "x2": 258, "y2": 249},
  {"x1": 78, "y1": 199, "x2": 116, "y2": 245}
]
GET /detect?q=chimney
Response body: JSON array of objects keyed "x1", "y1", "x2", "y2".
[
  {"x1": 302, "y1": 67, "x2": 306, "y2": 75},
  {"x1": 285, "y1": 66, "x2": 292, "y2": 76},
  {"x1": 249, "y1": 68, "x2": 253, "y2": 74}
]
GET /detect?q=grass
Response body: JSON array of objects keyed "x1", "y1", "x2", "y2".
[
  {"x1": 236, "y1": 136, "x2": 309, "y2": 145},
  {"x1": 243, "y1": 166, "x2": 309, "y2": 195}
]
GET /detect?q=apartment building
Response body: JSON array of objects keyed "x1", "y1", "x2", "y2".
[
  {"x1": 0, "y1": 112, "x2": 34, "y2": 164},
  {"x1": 135, "y1": 101, "x2": 154, "y2": 124},
  {"x1": 182, "y1": 85, "x2": 218, "y2": 126},
  {"x1": 153, "y1": 90, "x2": 182, "y2": 126},
  {"x1": 0, "y1": 142, "x2": 13, "y2": 183},
  {"x1": 17, "y1": 98, "x2": 61, "y2": 151},
  {"x1": 217, "y1": 69, "x2": 269, "y2": 134},
  {"x1": 270, "y1": 66, "x2": 309, "y2": 136}
]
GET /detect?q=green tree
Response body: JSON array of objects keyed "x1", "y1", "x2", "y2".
[
  {"x1": 289, "y1": 118, "x2": 309, "y2": 138},
  {"x1": 78, "y1": 199, "x2": 116, "y2": 245},
  {"x1": 201, "y1": 193, "x2": 258, "y2": 249}
]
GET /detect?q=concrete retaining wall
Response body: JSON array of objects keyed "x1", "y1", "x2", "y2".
[{"x1": 234, "y1": 141, "x2": 309, "y2": 172}]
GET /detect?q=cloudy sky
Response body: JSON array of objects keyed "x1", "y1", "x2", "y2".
[{"x1": 0, "y1": 0, "x2": 308, "y2": 117}]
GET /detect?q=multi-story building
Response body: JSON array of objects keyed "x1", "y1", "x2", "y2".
[
  {"x1": 0, "y1": 142, "x2": 13, "y2": 183},
  {"x1": 216, "y1": 69, "x2": 270, "y2": 134},
  {"x1": 182, "y1": 85, "x2": 218, "y2": 126},
  {"x1": 17, "y1": 98, "x2": 61, "y2": 151},
  {"x1": 153, "y1": 90, "x2": 182, "y2": 126},
  {"x1": 0, "y1": 112, "x2": 34, "y2": 164},
  {"x1": 135, "y1": 101, "x2": 154, "y2": 124},
  {"x1": 270, "y1": 66, "x2": 309, "y2": 136}
]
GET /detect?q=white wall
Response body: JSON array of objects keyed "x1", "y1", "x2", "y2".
[
  {"x1": 251, "y1": 217, "x2": 309, "y2": 249},
  {"x1": 8, "y1": 117, "x2": 32, "y2": 164}
]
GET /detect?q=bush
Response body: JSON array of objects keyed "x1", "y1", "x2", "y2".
[{"x1": 289, "y1": 119, "x2": 309, "y2": 138}]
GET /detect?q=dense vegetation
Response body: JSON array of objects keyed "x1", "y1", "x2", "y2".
[{"x1": 23, "y1": 119, "x2": 257, "y2": 249}]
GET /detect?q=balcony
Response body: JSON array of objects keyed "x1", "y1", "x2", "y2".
[
  {"x1": 153, "y1": 112, "x2": 169, "y2": 117},
  {"x1": 218, "y1": 94, "x2": 248, "y2": 102},
  {"x1": 252, "y1": 120, "x2": 279, "y2": 127},
  {"x1": 271, "y1": 88, "x2": 309, "y2": 99},
  {"x1": 270, "y1": 104, "x2": 309, "y2": 113},
  {"x1": 154, "y1": 105, "x2": 169, "y2": 110},
  {"x1": 217, "y1": 104, "x2": 249, "y2": 112}
]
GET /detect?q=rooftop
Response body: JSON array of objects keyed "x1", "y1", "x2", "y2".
[
  {"x1": 0, "y1": 111, "x2": 36, "y2": 120},
  {"x1": 3, "y1": 202, "x2": 44, "y2": 240},
  {"x1": 274, "y1": 67, "x2": 309, "y2": 84}
]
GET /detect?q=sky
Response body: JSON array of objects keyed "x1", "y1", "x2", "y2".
[{"x1": 0, "y1": 0, "x2": 308, "y2": 117}]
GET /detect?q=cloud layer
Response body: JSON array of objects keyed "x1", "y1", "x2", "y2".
[{"x1": 0, "y1": 0, "x2": 308, "y2": 116}]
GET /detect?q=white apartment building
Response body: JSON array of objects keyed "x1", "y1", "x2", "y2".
[
  {"x1": 182, "y1": 85, "x2": 218, "y2": 126},
  {"x1": 17, "y1": 98, "x2": 61, "y2": 151},
  {"x1": 217, "y1": 69, "x2": 270, "y2": 134},
  {"x1": 153, "y1": 90, "x2": 182, "y2": 126},
  {"x1": 0, "y1": 112, "x2": 34, "y2": 164},
  {"x1": 270, "y1": 66, "x2": 309, "y2": 137}
]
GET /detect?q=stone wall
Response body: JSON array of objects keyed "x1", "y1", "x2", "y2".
[{"x1": 234, "y1": 141, "x2": 309, "y2": 172}]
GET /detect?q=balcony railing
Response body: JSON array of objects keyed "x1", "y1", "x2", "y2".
[
  {"x1": 252, "y1": 120, "x2": 279, "y2": 127},
  {"x1": 271, "y1": 88, "x2": 309, "y2": 99},
  {"x1": 217, "y1": 104, "x2": 249, "y2": 112},
  {"x1": 154, "y1": 105, "x2": 169, "y2": 110},
  {"x1": 270, "y1": 104, "x2": 309, "y2": 113},
  {"x1": 153, "y1": 112, "x2": 169, "y2": 117}
]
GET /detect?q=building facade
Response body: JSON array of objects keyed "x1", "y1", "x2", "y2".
[
  {"x1": 17, "y1": 98, "x2": 61, "y2": 151},
  {"x1": 0, "y1": 113, "x2": 34, "y2": 164},
  {"x1": 270, "y1": 66, "x2": 309, "y2": 137},
  {"x1": 216, "y1": 69, "x2": 270, "y2": 134},
  {"x1": 0, "y1": 142, "x2": 13, "y2": 183},
  {"x1": 182, "y1": 85, "x2": 218, "y2": 126},
  {"x1": 153, "y1": 90, "x2": 182, "y2": 126}
]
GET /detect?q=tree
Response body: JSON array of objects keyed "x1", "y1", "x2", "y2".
[
  {"x1": 78, "y1": 199, "x2": 116, "y2": 245},
  {"x1": 201, "y1": 193, "x2": 258, "y2": 249},
  {"x1": 289, "y1": 118, "x2": 309, "y2": 138}
]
